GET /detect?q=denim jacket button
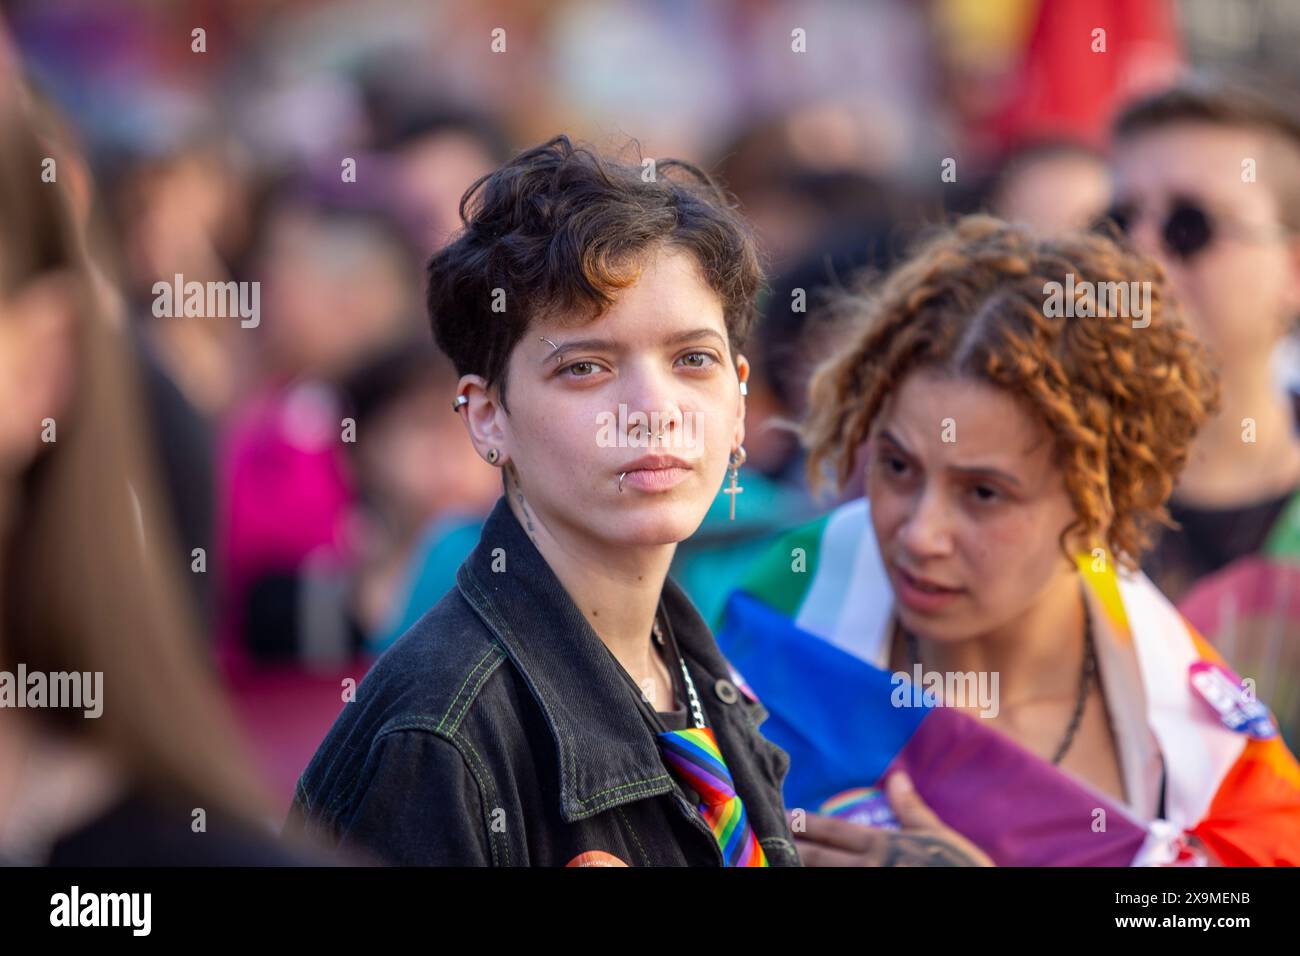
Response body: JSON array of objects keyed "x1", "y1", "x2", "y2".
[{"x1": 713, "y1": 679, "x2": 740, "y2": 704}]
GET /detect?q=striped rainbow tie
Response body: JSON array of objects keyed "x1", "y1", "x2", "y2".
[{"x1": 657, "y1": 726, "x2": 768, "y2": 867}]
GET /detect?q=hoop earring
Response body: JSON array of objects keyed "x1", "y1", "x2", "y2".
[
  {"x1": 486, "y1": 448, "x2": 500, "y2": 465},
  {"x1": 723, "y1": 445, "x2": 746, "y2": 521}
]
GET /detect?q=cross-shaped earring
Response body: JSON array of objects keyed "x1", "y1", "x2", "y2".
[{"x1": 724, "y1": 446, "x2": 746, "y2": 521}]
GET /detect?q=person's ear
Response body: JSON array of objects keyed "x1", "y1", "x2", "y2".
[
  {"x1": 0, "y1": 273, "x2": 78, "y2": 479},
  {"x1": 454, "y1": 373, "x2": 511, "y2": 467},
  {"x1": 732, "y1": 353, "x2": 750, "y2": 452}
]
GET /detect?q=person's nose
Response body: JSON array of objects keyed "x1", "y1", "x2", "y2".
[
  {"x1": 896, "y1": 483, "x2": 956, "y2": 560},
  {"x1": 622, "y1": 361, "x2": 685, "y2": 448}
]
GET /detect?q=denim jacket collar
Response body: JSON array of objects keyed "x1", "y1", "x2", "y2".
[{"x1": 456, "y1": 496, "x2": 733, "y2": 823}]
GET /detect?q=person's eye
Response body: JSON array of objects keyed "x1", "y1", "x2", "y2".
[
  {"x1": 970, "y1": 484, "x2": 1001, "y2": 504},
  {"x1": 561, "y1": 360, "x2": 605, "y2": 379},
  {"x1": 676, "y1": 351, "x2": 718, "y2": 369},
  {"x1": 879, "y1": 452, "x2": 910, "y2": 477}
]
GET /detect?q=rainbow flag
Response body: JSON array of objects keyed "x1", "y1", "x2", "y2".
[
  {"x1": 1177, "y1": 490, "x2": 1300, "y2": 752},
  {"x1": 717, "y1": 499, "x2": 1300, "y2": 866}
]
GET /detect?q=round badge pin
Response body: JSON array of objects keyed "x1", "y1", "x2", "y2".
[{"x1": 1188, "y1": 661, "x2": 1277, "y2": 739}]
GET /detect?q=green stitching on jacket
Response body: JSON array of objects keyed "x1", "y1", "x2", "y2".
[
  {"x1": 454, "y1": 731, "x2": 509, "y2": 866},
  {"x1": 436, "y1": 645, "x2": 504, "y2": 733},
  {"x1": 615, "y1": 805, "x2": 652, "y2": 866}
]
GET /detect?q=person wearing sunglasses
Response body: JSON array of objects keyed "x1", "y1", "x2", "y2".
[{"x1": 1105, "y1": 77, "x2": 1300, "y2": 750}]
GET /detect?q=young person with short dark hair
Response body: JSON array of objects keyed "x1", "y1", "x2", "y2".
[{"x1": 287, "y1": 135, "x2": 799, "y2": 866}]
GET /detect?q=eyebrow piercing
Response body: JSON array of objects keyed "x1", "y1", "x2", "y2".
[{"x1": 540, "y1": 336, "x2": 561, "y2": 354}]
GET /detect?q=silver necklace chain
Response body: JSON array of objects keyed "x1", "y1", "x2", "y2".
[{"x1": 654, "y1": 616, "x2": 706, "y2": 730}]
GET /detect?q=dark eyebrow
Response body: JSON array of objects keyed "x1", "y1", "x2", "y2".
[
  {"x1": 540, "y1": 328, "x2": 727, "y2": 364},
  {"x1": 950, "y1": 465, "x2": 1024, "y2": 490},
  {"x1": 878, "y1": 429, "x2": 912, "y2": 457},
  {"x1": 878, "y1": 429, "x2": 1024, "y2": 489},
  {"x1": 540, "y1": 337, "x2": 618, "y2": 365},
  {"x1": 663, "y1": 327, "x2": 728, "y2": 349}
]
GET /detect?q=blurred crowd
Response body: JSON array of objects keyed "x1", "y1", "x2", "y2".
[{"x1": 2, "y1": 0, "x2": 1299, "y2": 823}]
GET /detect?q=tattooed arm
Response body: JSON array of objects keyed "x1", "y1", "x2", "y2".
[{"x1": 876, "y1": 832, "x2": 986, "y2": 867}]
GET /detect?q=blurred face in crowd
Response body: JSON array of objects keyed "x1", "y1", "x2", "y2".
[
  {"x1": 995, "y1": 151, "x2": 1110, "y2": 235},
  {"x1": 359, "y1": 375, "x2": 499, "y2": 528},
  {"x1": 1110, "y1": 123, "x2": 1300, "y2": 368},
  {"x1": 124, "y1": 148, "x2": 250, "y2": 286},
  {"x1": 867, "y1": 369, "x2": 1080, "y2": 643},
  {"x1": 261, "y1": 207, "x2": 414, "y2": 379},
  {"x1": 398, "y1": 131, "x2": 499, "y2": 255},
  {"x1": 463, "y1": 245, "x2": 748, "y2": 552}
]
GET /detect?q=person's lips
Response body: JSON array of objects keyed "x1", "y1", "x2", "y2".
[
  {"x1": 892, "y1": 564, "x2": 965, "y2": 613},
  {"x1": 618, "y1": 454, "x2": 694, "y2": 493}
]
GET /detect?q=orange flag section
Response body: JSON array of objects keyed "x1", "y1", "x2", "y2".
[{"x1": 1186, "y1": 627, "x2": 1300, "y2": 866}]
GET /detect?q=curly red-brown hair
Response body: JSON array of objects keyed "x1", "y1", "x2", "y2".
[{"x1": 802, "y1": 215, "x2": 1221, "y2": 569}]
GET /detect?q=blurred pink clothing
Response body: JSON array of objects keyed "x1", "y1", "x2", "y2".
[
  {"x1": 216, "y1": 380, "x2": 366, "y2": 807},
  {"x1": 217, "y1": 380, "x2": 356, "y2": 677}
]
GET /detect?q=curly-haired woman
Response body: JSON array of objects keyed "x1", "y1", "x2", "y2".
[
  {"x1": 718, "y1": 215, "x2": 1300, "y2": 866},
  {"x1": 287, "y1": 136, "x2": 799, "y2": 866}
]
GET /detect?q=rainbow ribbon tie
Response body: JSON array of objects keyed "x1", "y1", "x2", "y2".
[{"x1": 657, "y1": 726, "x2": 768, "y2": 867}]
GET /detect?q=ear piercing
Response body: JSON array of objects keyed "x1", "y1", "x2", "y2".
[
  {"x1": 454, "y1": 398, "x2": 499, "y2": 465},
  {"x1": 739, "y1": 380, "x2": 748, "y2": 396},
  {"x1": 723, "y1": 445, "x2": 746, "y2": 520}
]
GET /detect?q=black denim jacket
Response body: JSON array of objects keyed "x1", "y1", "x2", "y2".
[{"x1": 285, "y1": 496, "x2": 800, "y2": 866}]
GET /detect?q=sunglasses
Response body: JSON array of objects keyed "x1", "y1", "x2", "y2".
[{"x1": 1096, "y1": 196, "x2": 1216, "y2": 261}]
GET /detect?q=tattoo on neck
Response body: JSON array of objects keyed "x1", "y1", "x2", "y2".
[
  {"x1": 506, "y1": 465, "x2": 539, "y2": 546},
  {"x1": 879, "y1": 834, "x2": 981, "y2": 867}
]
